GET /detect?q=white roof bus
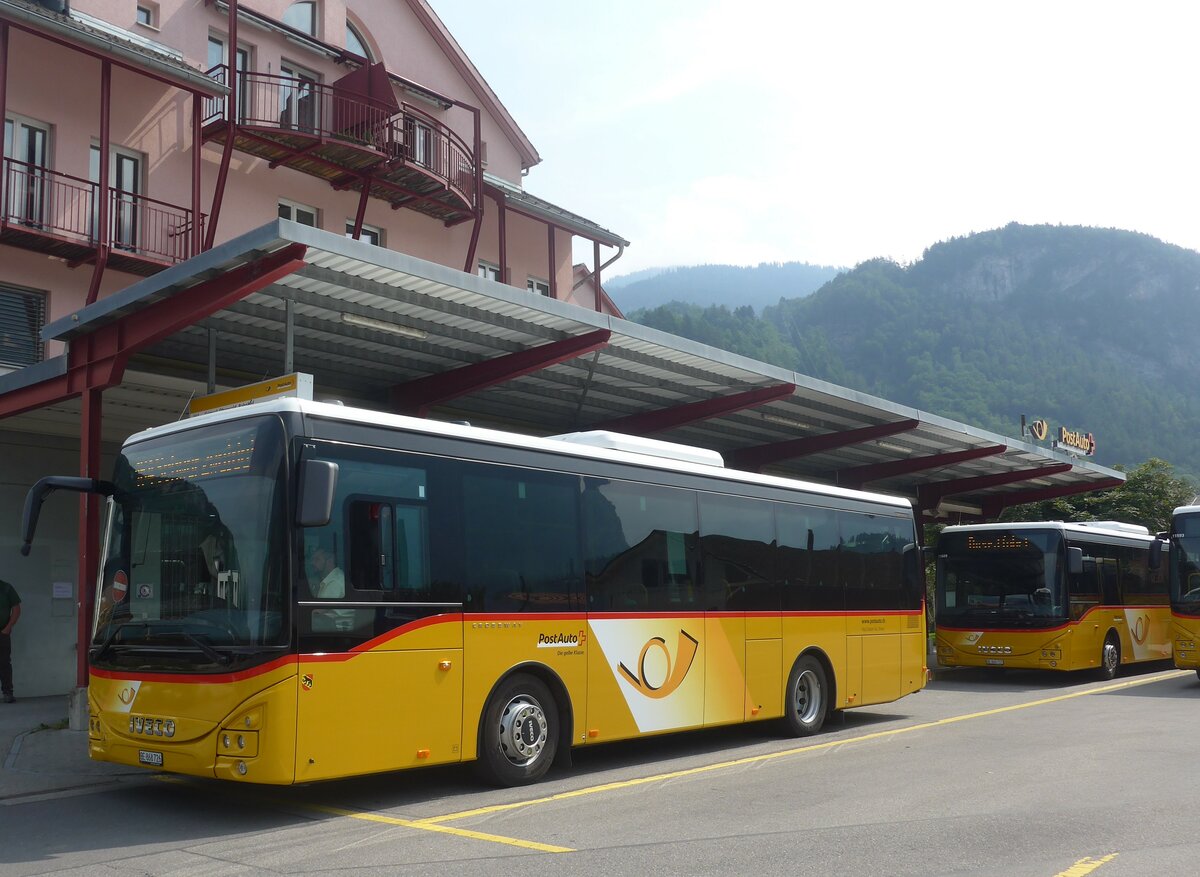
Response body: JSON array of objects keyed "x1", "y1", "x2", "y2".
[
  {"x1": 1165, "y1": 505, "x2": 1200, "y2": 678},
  {"x1": 934, "y1": 520, "x2": 1170, "y2": 677},
  {"x1": 23, "y1": 398, "x2": 926, "y2": 786}
]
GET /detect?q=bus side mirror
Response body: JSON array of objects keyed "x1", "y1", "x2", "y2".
[
  {"x1": 1148, "y1": 538, "x2": 1164, "y2": 571},
  {"x1": 21, "y1": 476, "x2": 115, "y2": 556},
  {"x1": 1067, "y1": 546, "x2": 1084, "y2": 576},
  {"x1": 297, "y1": 461, "x2": 338, "y2": 527}
]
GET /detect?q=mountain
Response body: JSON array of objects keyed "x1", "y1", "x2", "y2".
[
  {"x1": 611, "y1": 262, "x2": 842, "y2": 313},
  {"x1": 630, "y1": 224, "x2": 1200, "y2": 474},
  {"x1": 605, "y1": 267, "x2": 670, "y2": 289}
]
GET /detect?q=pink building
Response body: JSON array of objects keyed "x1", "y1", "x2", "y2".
[{"x1": 0, "y1": 0, "x2": 626, "y2": 696}]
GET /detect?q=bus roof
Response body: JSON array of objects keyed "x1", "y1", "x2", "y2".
[
  {"x1": 940, "y1": 520, "x2": 1154, "y2": 542},
  {"x1": 125, "y1": 397, "x2": 913, "y2": 513}
]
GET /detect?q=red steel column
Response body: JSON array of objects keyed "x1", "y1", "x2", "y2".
[
  {"x1": 547, "y1": 223, "x2": 557, "y2": 299},
  {"x1": 76, "y1": 386, "x2": 102, "y2": 687},
  {"x1": 205, "y1": 0, "x2": 239, "y2": 250},
  {"x1": 192, "y1": 92, "x2": 203, "y2": 257}
]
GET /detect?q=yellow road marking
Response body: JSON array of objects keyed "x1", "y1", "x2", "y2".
[
  {"x1": 300, "y1": 802, "x2": 574, "y2": 853},
  {"x1": 422, "y1": 670, "x2": 1187, "y2": 825},
  {"x1": 154, "y1": 775, "x2": 573, "y2": 853},
  {"x1": 1053, "y1": 853, "x2": 1119, "y2": 876}
]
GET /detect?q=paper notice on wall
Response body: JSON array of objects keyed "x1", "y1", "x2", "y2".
[{"x1": 52, "y1": 581, "x2": 73, "y2": 599}]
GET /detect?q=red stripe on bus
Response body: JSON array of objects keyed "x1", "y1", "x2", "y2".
[{"x1": 90, "y1": 654, "x2": 299, "y2": 685}]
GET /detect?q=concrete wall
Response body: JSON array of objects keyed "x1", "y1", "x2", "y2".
[{"x1": 0, "y1": 431, "x2": 119, "y2": 697}]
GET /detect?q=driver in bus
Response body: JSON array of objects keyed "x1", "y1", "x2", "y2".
[{"x1": 309, "y1": 547, "x2": 345, "y2": 599}]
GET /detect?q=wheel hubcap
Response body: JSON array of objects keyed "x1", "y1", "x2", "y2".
[
  {"x1": 794, "y1": 669, "x2": 822, "y2": 724},
  {"x1": 497, "y1": 695, "x2": 548, "y2": 767},
  {"x1": 1103, "y1": 641, "x2": 1118, "y2": 672}
]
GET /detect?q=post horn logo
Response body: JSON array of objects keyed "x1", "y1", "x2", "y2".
[
  {"x1": 1029, "y1": 419, "x2": 1049, "y2": 441},
  {"x1": 617, "y1": 629, "x2": 699, "y2": 699},
  {"x1": 118, "y1": 686, "x2": 136, "y2": 705}
]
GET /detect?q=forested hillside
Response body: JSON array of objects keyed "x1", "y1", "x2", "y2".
[
  {"x1": 611, "y1": 262, "x2": 841, "y2": 313},
  {"x1": 630, "y1": 224, "x2": 1200, "y2": 473}
]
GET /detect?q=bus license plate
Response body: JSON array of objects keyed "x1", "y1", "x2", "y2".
[
  {"x1": 138, "y1": 750, "x2": 164, "y2": 766},
  {"x1": 985, "y1": 658, "x2": 1004, "y2": 666}
]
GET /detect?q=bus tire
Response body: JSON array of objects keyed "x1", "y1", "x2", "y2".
[
  {"x1": 1099, "y1": 632, "x2": 1121, "y2": 681},
  {"x1": 783, "y1": 655, "x2": 828, "y2": 737},
  {"x1": 1195, "y1": 669, "x2": 1200, "y2": 683},
  {"x1": 477, "y1": 673, "x2": 558, "y2": 786}
]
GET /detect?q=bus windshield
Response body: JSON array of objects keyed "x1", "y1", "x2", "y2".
[
  {"x1": 92, "y1": 416, "x2": 290, "y2": 670},
  {"x1": 936, "y1": 529, "x2": 1066, "y2": 627},
  {"x1": 1172, "y1": 514, "x2": 1200, "y2": 614}
]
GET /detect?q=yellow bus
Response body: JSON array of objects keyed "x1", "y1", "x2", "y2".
[
  {"x1": 24, "y1": 398, "x2": 926, "y2": 786},
  {"x1": 1166, "y1": 505, "x2": 1200, "y2": 678},
  {"x1": 934, "y1": 521, "x2": 1170, "y2": 677}
]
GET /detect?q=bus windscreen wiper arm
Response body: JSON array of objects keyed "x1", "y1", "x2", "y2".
[{"x1": 180, "y1": 632, "x2": 233, "y2": 666}]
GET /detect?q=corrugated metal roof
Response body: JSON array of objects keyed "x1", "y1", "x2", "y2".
[{"x1": 41, "y1": 219, "x2": 1125, "y2": 519}]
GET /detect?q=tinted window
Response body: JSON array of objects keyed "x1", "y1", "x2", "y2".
[
  {"x1": 777, "y1": 504, "x2": 842, "y2": 611},
  {"x1": 842, "y1": 512, "x2": 913, "y2": 611},
  {"x1": 460, "y1": 465, "x2": 581, "y2": 612},
  {"x1": 699, "y1": 493, "x2": 776, "y2": 611},
  {"x1": 584, "y1": 479, "x2": 698, "y2": 612}
]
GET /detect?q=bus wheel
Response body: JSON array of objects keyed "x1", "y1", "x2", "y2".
[
  {"x1": 783, "y1": 655, "x2": 828, "y2": 737},
  {"x1": 1099, "y1": 632, "x2": 1121, "y2": 681},
  {"x1": 477, "y1": 673, "x2": 558, "y2": 786},
  {"x1": 1195, "y1": 669, "x2": 1200, "y2": 683}
]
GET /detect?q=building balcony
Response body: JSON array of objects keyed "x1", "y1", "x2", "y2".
[
  {"x1": 0, "y1": 157, "x2": 205, "y2": 275},
  {"x1": 202, "y1": 66, "x2": 477, "y2": 226}
]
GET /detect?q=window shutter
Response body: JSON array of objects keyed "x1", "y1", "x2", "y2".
[{"x1": 0, "y1": 286, "x2": 46, "y2": 368}]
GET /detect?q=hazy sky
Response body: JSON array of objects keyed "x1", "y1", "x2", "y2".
[{"x1": 429, "y1": 1, "x2": 1200, "y2": 277}]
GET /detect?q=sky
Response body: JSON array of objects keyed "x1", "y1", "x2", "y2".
[{"x1": 429, "y1": 1, "x2": 1200, "y2": 277}]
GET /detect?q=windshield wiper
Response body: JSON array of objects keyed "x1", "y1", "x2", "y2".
[
  {"x1": 90, "y1": 620, "x2": 147, "y2": 662},
  {"x1": 180, "y1": 632, "x2": 233, "y2": 666}
]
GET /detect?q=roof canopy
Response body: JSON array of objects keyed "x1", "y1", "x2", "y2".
[{"x1": 31, "y1": 220, "x2": 1124, "y2": 521}]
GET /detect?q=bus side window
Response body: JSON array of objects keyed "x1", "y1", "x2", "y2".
[{"x1": 584, "y1": 478, "x2": 698, "y2": 612}]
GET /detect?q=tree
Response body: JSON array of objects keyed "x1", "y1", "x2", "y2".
[{"x1": 1001, "y1": 458, "x2": 1196, "y2": 533}]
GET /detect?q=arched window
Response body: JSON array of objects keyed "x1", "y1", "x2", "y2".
[
  {"x1": 283, "y1": 1, "x2": 317, "y2": 36},
  {"x1": 346, "y1": 21, "x2": 372, "y2": 60}
]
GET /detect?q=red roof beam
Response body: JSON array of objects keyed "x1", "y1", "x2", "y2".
[
  {"x1": 979, "y1": 478, "x2": 1124, "y2": 520},
  {"x1": 391, "y1": 329, "x2": 611, "y2": 417},
  {"x1": 917, "y1": 463, "x2": 1073, "y2": 511},
  {"x1": 0, "y1": 244, "x2": 308, "y2": 419},
  {"x1": 592, "y1": 383, "x2": 797, "y2": 436},
  {"x1": 726, "y1": 419, "x2": 920, "y2": 472},
  {"x1": 836, "y1": 444, "x2": 1007, "y2": 489}
]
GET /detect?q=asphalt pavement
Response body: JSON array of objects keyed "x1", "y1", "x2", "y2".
[{"x1": 0, "y1": 695, "x2": 138, "y2": 802}]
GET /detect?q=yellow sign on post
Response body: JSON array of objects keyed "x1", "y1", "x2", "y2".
[{"x1": 188, "y1": 373, "x2": 314, "y2": 417}]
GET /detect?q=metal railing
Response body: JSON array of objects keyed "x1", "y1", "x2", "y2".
[
  {"x1": 1, "y1": 157, "x2": 203, "y2": 264},
  {"x1": 203, "y1": 65, "x2": 476, "y2": 203},
  {"x1": 107, "y1": 188, "x2": 205, "y2": 263},
  {"x1": 2, "y1": 157, "x2": 95, "y2": 244}
]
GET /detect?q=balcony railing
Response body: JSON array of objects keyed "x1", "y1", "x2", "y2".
[
  {"x1": 0, "y1": 157, "x2": 204, "y2": 272},
  {"x1": 203, "y1": 65, "x2": 477, "y2": 219}
]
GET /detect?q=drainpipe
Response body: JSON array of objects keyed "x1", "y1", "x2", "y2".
[
  {"x1": 461, "y1": 105, "x2": 483, "y2": 272},
  {"x1": 571, "y1": 240, "x2": 626, "y2": 311}
]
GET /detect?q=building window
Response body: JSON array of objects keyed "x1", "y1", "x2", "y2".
[
  {"x1": 135, "y1": 3, "x2": 158, "y2": 28},
  {"x1": 477, "y1": 261, "x2": 500, "y2": 282},
  {"x1": 90, "y1": 144, "x2": 145, "y2": 251},
  {"x1": 3, "y1": 114, "x2": 51, "y2": 228},
  {"x1": 206, "y1": 36, "x2": 249, "y2": 122},
  {"x1": 283, "y1": 1, "x2": 318, "y2": 36},
  {"x1": 279, "y1": 199, "x2": 318, "y2": 227},
  {"x1": 345, "y1": 220, "x2": 382, "y2": 246},
  {"x1": 0, "y1": 285, "x2": 46, "y2": 369},
  {"x1": 346, "y1": 21, "x2": 371, "y2": 60},
  {"x1": 527, "y1": 277, "x2": 551, "y2": 298}
]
